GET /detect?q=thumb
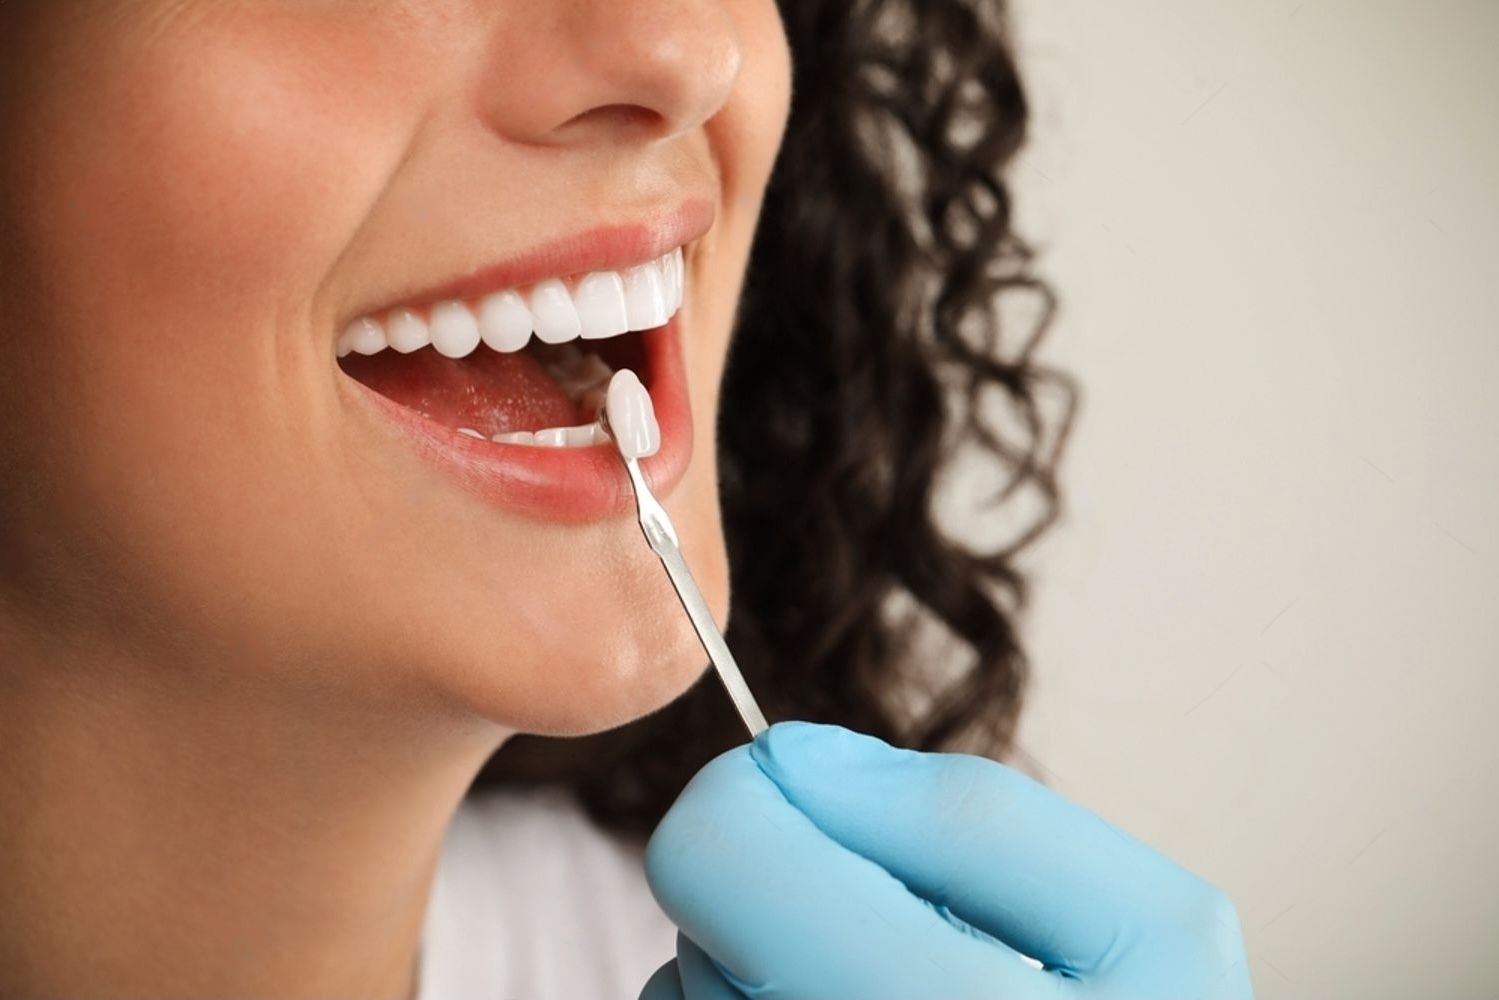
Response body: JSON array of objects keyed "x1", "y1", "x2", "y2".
[
  {"x1": 638, "y1": 936, "x2": 748, "y2": 1000},
  {"x1": 639, "y1": 960, "x2": 684, "y2": 1000},
  {"x1": 750, "y1": 722, "x2": 1233, "y2": 979},
  {"x1": 643, "y1": 741, "x2": 1045, "y2": 998}
]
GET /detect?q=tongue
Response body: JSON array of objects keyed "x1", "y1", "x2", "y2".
[{"x1": 340, "y1": 347, "x2": 586, "y2": 437}]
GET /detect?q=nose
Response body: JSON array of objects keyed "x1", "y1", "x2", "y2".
[{"x1": 475, "y1": 0, "x2": 743, "y2": 146}]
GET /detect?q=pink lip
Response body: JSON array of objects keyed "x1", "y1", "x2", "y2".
[
  {"x1": 342, "y1": 313, "x2": 693, "y2": 523},
  {"x1": 345, "y1": 197, "x2": 715, "y2": 322}
]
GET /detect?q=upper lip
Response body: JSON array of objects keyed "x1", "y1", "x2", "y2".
[{"x1": 344, "y1": 196, "x2": 715, "y2": 324}]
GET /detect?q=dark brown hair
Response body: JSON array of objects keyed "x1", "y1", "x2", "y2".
[{"x1": 477, "y1": 0, "x2": 1076, "y2": 837}]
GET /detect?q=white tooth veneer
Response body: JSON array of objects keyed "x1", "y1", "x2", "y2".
[
  {"x1": 478, "y1": 289, "x2": 532, "y2": 353},
  {"x1": 573, "y1": 270, "x2": 630, "y2": 340},
  {"x1": 387, "y1": 308, "x2": 430, "y2": 354},
  {"x1": 528, "y1": 279, "x2": 582, "y2": 344},
  {"x1": 605, "y1": 369, "x2": 660, "y2": 459},
  {"x1": 430, "y1": 301, "x2": 481, "y2": 358}
]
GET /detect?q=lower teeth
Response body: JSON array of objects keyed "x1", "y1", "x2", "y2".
[{"x1": 455, "y1": 421, "x2": 610, "y2": 448}]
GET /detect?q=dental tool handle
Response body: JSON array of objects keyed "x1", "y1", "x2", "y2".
[
  {"x1": 624, "y1": 458, "x2": 770, "y2": 739},
  {"x1": 653, "y1": 537, "x2": 770, "y2": 739}
]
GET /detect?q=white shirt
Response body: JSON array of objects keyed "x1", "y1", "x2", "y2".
[{"x1": 415, "y1": 787, "x2": 679, "y2": 1000}]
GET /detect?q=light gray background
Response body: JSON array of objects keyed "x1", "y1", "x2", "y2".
[{"x1": 995, "y1": 2, "x2": 1498, "y2": 996}]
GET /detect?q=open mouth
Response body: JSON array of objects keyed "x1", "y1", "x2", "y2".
[{"x1": 336, "y1": 246, "x2": 682, "y2": 447}]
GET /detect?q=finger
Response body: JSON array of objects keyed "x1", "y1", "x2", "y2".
[
  {"x1": 678, "y1": 934, "x2": 749, "y2": 1000},
  {"x1": 645, "y1": 746, "x2": 1063, "y2": 999},
  {"x1": 639, "y1": 959, "x2": 685, "y2": 1000},
  {"x1": 750, "y1": 722, "x2": 1219, "y2": 975}
]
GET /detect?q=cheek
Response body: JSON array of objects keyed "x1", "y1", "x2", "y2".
[
  {"x1": 665, "y1": 0, "x2": 790, "y2": 639},
  {"x1": 0, "y1": 14, "x2": 427, "y2": 649},
  {"x1": 29, "y1": 13, "x2": 420, "y2": 331},
  {"x1": 719, "y1": 0, "x2": 793, "y2": 204},
  {"x1": 687, "y1": 0, "x2": 791, "y2": 407}
]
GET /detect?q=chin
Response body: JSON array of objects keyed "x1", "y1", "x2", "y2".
[
  {"x1": 514, "y1": 613, "x2": 718, "y2": 737},
  {"x1": 440, "y1": 582, "x2": 725, "y2": 738},
  {"x1": 409, "y1": 483, "x2": 732, "y2": 739}
]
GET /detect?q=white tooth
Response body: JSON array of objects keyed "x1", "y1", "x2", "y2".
[
  {"x1": 589, "y1": 423, "x2": 610, "y2": 445},
  {"x1": 661, "y1": 248, "x2": 682, "y2": 313},
  {"x1": 672, "y1": 246, "x2": 685, "y2": 310},
  {"x1": 456, "y1": 427, "x2": 484, "y2": 439},
  {"x1": 430, "y1": 301, "x2": 481, "y2": 358},
  {"x1": 660, "y1": 253, "x2": 676, "y2": 313},
  {"x1": 604, "y1": 369, "x2": 660, "y2": 459},
  {"x1": 533, "y1": 426, "x2": 569, "y2": 447},
  {"x1": 386, "y1": 308, "x2": 431, "y2": 354},
  {"x1": 622, "y1": 262, "x2": 668, "y2": 331},
  {"x1": 529, "y1": 278, "x2": 582, "y2": 344},
  {"x1": 478, "y1": 289, "x2": 533, "y2": 353},
  {"x1": 573, "y1": 271, "x2": 630, "y2": 341},
  {"x1": 339, "y1": 317, "x2": 387, "y2": 357},
  {"x1": 563, "y1": 424, "x2": 599, "y2": 447},
  {"x1": 491, "y1": 430, "x2": 535, "y2": 445}
]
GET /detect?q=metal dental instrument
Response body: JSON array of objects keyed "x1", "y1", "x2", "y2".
[{"x1": 599, "y1": 373, "x2": 769, "y2": 739}]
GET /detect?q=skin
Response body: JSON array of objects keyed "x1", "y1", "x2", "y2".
[{"x1": 0, "y1": 1, "x2": 791, "y2": 996}]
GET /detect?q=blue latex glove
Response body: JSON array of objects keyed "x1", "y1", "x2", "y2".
[{"x1": 639, "y1": 722, "x2": 1252, "y2": 1000}]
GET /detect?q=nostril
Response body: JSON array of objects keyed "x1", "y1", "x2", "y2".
[{"x1": 560, "y1": 103, "x2": 665, "y2": 136}]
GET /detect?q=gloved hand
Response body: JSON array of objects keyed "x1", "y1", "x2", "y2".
[{"x1": 639, "y1": 722, "x2": 1252, "y2": 1000}]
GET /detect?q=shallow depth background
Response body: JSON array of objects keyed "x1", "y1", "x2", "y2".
[{"x1": 983, "y1": 2, "x2": 1499, "y2": 996}]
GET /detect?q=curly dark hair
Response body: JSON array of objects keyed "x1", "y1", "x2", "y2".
[{"x1": 476, "y1": 0, "x2": 1076, "y2": 837}]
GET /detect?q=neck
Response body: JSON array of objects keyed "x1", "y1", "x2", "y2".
[{"x1": 0, "y1": 625, "x2": 505, "y2": 999}]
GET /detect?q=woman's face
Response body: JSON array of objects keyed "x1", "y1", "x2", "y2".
[{"x1": 0, "y1": 2, "x2": 791, "y2": 735}]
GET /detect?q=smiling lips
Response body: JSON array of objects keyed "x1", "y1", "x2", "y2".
[
  {"x1": 336, "y1": 245, "x2": 684, "y2": 445},
  {"x1": 333, "y1": 199, "x2": 709, "y2": 521}
]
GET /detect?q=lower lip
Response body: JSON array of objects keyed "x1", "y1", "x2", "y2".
[{"x1": 342, "y1": 315, "x2": 693, "y2": 523}]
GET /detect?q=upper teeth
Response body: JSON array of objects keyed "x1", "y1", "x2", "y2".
[{"x1": 337, "y1": 245, "x2": 685, "y2": 358}]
